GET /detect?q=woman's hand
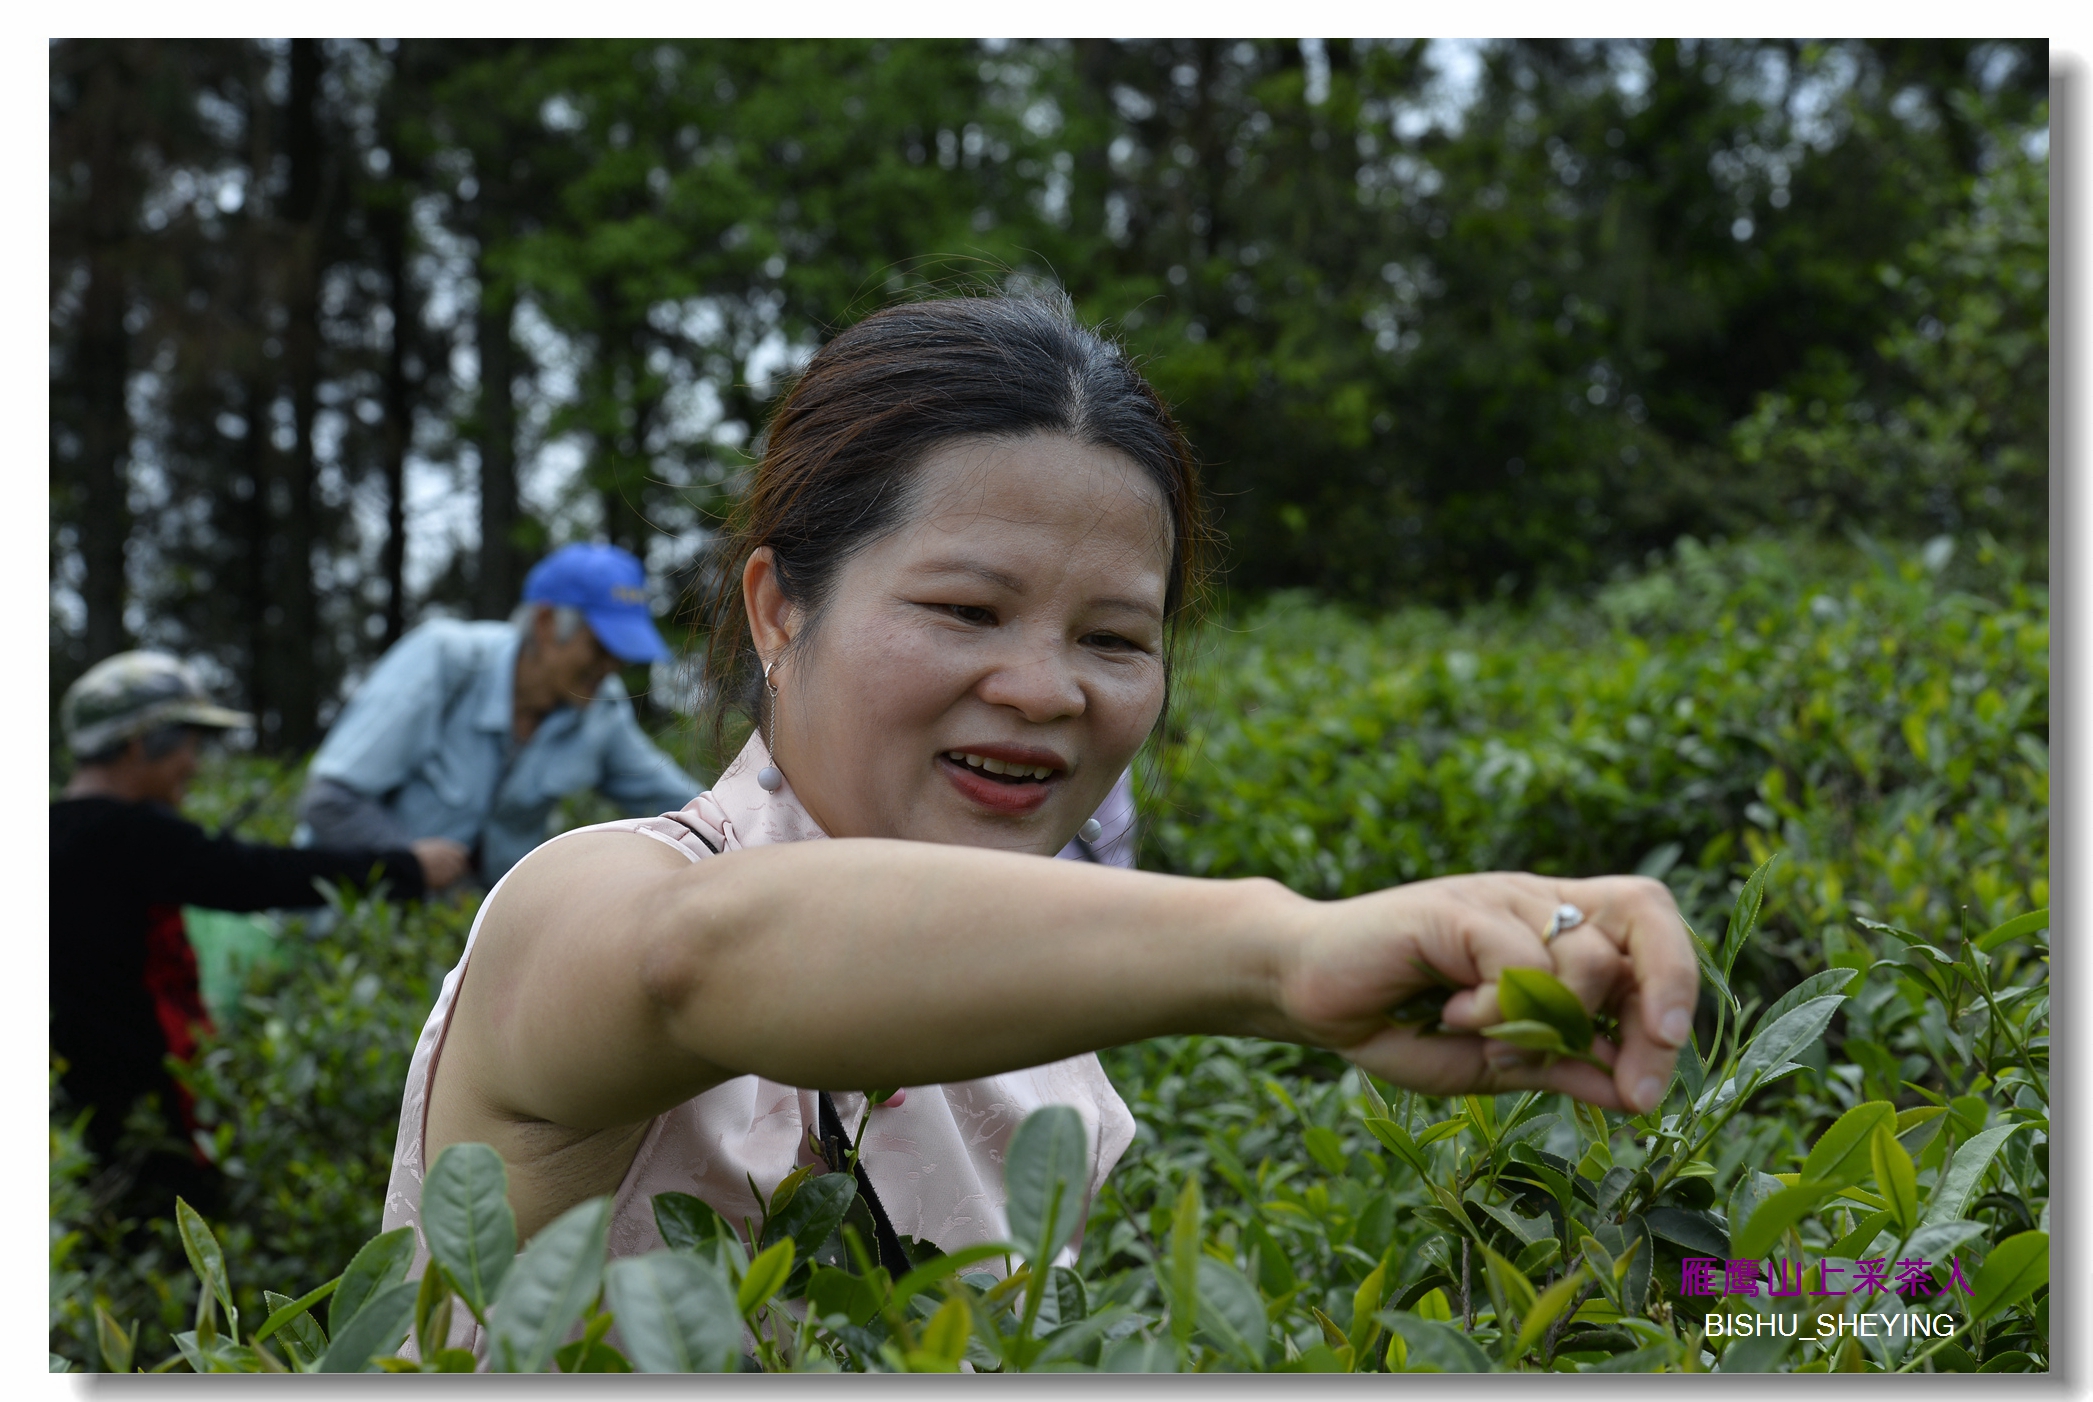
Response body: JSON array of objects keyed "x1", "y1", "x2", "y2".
[{"x1": 1273, "y1": 873, "x2": 1699, "y2": 1112}]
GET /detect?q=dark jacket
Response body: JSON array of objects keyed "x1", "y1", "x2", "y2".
[{"x1": 49, "y1": 796, "x2": 426, "y2": 1153}]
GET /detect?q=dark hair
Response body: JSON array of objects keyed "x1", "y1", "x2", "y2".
[
  {"x1": 704, "y1": 292, "x2": 1211, "y2": 749},
  {"x1": 77, "y1": 723, "x2": 197, "y2": 769}
]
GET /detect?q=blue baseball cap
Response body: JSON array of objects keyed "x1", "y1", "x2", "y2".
[{"x1": 521, "y1": 543, "x2": 671, "y2": 664}]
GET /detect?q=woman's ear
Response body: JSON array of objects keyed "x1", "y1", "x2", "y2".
[{"x1": 742, "y1": 548, "x2": 800, "y2": 668}]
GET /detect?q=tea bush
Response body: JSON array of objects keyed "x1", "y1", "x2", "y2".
[
  {"x1": 50, "y1": 533, "x2": 2048, "y2": 1372},
  {"x1": 1147, "y1": 531, "x2": 2046, "y2": 985},
  {"x1": 60, "y1": 879, "x2": 2050, "y2": 1373}
]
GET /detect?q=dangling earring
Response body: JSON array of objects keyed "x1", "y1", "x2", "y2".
[{"x1": 757, "y1": 660, "x2": 785, "y2": 793}]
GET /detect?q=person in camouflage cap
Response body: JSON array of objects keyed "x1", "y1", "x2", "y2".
[
  {"x1": 52, "y1": 652, "x2": 466, "y2": 1219},
  {"x1": 60, "y1": 651, "x2": 254, "y2": 762}
]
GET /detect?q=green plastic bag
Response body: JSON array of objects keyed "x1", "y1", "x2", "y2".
[{"x1": 182, "y1": 908, "x2": 285, "y2": 1023}]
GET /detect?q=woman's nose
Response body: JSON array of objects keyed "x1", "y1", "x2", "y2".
[{"x1": 976, "y1": 642, "x2": 1086, "y2": 722}]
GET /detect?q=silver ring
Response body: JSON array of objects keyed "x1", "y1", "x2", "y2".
[{"x1": 1543, "y1": 903, "x2": 1585, "y2": 943}]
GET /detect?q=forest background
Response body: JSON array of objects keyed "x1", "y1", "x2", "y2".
[
  {"x1": 49, "y1": 37, "x2": 2053, "y2": 1375},
  {"x1": 49, "y1": 37, "x2": 2048, "y2": 754}
]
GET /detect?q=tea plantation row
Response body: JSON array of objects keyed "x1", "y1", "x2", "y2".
[{"x1": 51, "y1": 531, "x2": 2048, "y2": 1371}]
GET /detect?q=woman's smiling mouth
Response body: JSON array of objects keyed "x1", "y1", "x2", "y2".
[{"x1": 938, "y1": 746, "x2": 1065, "y2": 815}]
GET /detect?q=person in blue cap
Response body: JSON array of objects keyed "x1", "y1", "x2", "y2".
[{"x1": 297, "y1": 543, "x2": 704, "y2": 885}]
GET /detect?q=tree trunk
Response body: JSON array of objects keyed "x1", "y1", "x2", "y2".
[
  {"x1": 378, "y1": 199, "x2": 414, "y2": 646},
  {"x1": 77, "y1": 246, "x2": 132, "y2": 665},
  {"x1": 239, "y1": 381, "x2": 274, "y2": 743},
  {"x1": 474, "y1": 270, "x2": 519, "y2": 618},
  {"x1": 276, "y1": 37, "x2": 326, "y2": 750},
  {"x1": 73, "y1": 53, "x2": 137, "y2": 664}
]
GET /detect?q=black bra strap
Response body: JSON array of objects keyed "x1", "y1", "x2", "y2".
[
  {"x1": 658, "y1": 810, "x2": 721, "y2": 853},
  {"x1": 817, "y1": 1090, "x2": 913, "y2": 1278}
]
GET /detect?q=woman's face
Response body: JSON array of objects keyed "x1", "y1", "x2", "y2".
[{"x1": 748, "y1": 433, "x2": 1172, "y2": 855}]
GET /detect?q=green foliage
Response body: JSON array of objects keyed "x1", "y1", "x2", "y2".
[
  {"x1": 1148, "y1": 534, "x2": 2047, "y2": 964},
  {"x1": 175, "y1": 882, "x2": 478, "y2": 1305},
  {"x1": 53, "y1": 40, "x2": 2048, "y2": 726},
  {"x1": 67, "y1": 886, "x2": 2052, "y2": 1374},
  {"x1": 50, "y1": 535, "x2": 2046, "y2": 1372},
  {"x1": 1732, "y1": 109, "x2": 2049, "y2": 546}
]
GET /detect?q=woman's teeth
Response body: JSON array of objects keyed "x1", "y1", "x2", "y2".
[{"x1": 947, "y1": 751, "x2": 1055, "y2": 781}]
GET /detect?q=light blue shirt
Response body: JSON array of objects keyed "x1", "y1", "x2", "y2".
[{"x1": 306, "y1": 619, "x2": 702, "y2": 882}]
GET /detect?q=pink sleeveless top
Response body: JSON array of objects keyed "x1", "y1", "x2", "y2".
[{"x1": 382, "y1": 734, "x2": 1136, "y2": 1349}]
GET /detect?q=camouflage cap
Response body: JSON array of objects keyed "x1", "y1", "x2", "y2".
[{"x1": 60, "y1": 651, "x2": 253, "y2": 757}]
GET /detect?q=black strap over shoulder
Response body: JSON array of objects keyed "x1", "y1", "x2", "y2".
[
  {"x1": 817, "y1": 1090, "x2": 914, "y2": 1279},
  {"x1": 657, "y1": 810, "x2": 721, "y2": 853}
]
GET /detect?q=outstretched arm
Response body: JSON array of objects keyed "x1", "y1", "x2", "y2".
[{"x1": 434, "y1": 830, "x2": 1697, "y2": 1151}]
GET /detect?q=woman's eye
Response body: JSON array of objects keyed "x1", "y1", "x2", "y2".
[
  {"x1": 1085, "y1": 631, "x2": 1145, "y2": 653},
  {"x1": 945, "y1": 604, "x2": 996, "y2": 625}
]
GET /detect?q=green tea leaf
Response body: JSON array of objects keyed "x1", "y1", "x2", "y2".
[
  {"x1": 1870, "y1": 1126, "x2": 1919, "y2": 1233},
  {"x1": 1416, "y1": 1119, "x2": 1466, "y2": 1148},
  {"x1": 413, "y1": 1259, "x2": 454, "y2": 1361},
  {"x1": 603, "y1": 1249, "x2": 742, "y2": 1372},
  {"x1": 760, "y1": 1169, "x2": 855, "y2": 1258},
  {"x1": 1895, "y1": 1105, "x2": 1948, "y2": 1155},
  {"x1": 1480, "y1": 1242, "x2": 1536, "y2": 1318},
  {"x1": 1829, "y1": 1209, "x2": 1896, "y2": 1262},
  {"x1": 1749, "y1": 968, "x2": 1861, "y2": 1043},
  {"x1": 94, "y1": 1302, "x2": 137, "y2": 1374},
  {"x1": 1900, "y1": 1219, "x2": 1988, "y2": 1267},
  {"x1": 1166, "y1": 1176, "x2": 1202, "y2": 1348},
  {"x1": 1966, "y1": 1230, "x2": 2047, "y2": 1321},
  {"x1": 1675, "y1": 1030, "x2": 1706, "y2": 1103},
  {"x1": 1245, "y1": 1218, "x2": 1298, "y2": 1299},
  {"x1": 1362, "y1": 1117, "x2": 1431, "y2": 1176},
  {"x1": 1303, "y1": 1125, "x2": 1350, "y2": 1175},
  {"x1": 1721, "y1": 854, "x2": 1781, "y2": 978},
  {"x1": 1800, "y1": 1101, "x2": 1896, "y2": 1186},
  {"x1": 1196, "y1": 1256, "x2": 1269, "y2": 1368},
  {"x1": 421, "y1": 1143, "x2": 517, "y2": 1319},
  {"x1": 739, "y1": 1241, "x2": 798, "y2": 1324},
  {"x1": 1004, "y1": 1104, "x2": 1089, "y2": 1266},
  {"x1": 252, "y1": 1277, "x2": 336, "y2": 1348},
  {"x1": 315, "y1": 1281, "x2": 417, "y2": 1373},
  {"x1": 1732, "y1": 1180, "x2": 1835, "y2": 1259},
  {"x1": 1473, "y1": 1199, "x2": 1551, "y2": 1247},
  {"x1": 1033, "y1": 1304, "x2": 1134, "y2": 1367},
  {"x1": 1974, "y1": 908, "x2": 2048, "y2": 953},
  {"x1": 1718, "y1": 1328, "x2": 1798, "y2": 1373},
  {"x1": 328, "y1": 1227, "x2": 415, "y2": 1338},
  {"x1": 887, "y1": 1243, "x2": 1011, "y2": 1309},
  {"x1": 175, "y1": 1198, "x2": 237, "y2": 1338},
  {"x1": 1512, "y1": 1266, "x2": 1586, "y2": 1360},
  {"x1": 1380, "y1": 1312, "x2": 1491, "y2": 1372},
  {"x1": 1645, "y1": 1207, "x2": 1728, "y2": 1258},
  {"x1": 1346, "y1": 1258, "x2": 1388, "y2": 1366},
  {"x1": 913, "y1": 1296, "x2": 972, "y2": 1369},
  {"x1": 806, "y1": 1264, "x2": 885, "y2": 1329},
  {"x1": 1098, "y1": 1334, "x2": 1179, "y2": 1371},
  {"x1": 1497, "y1": 967, "x2": 1594, "y2": 1052},
  {"x1": 1736, "y1": 995, "x2": 1844, "y2": 1090},
  {"x1": 553, "y1": 1338, "x2": 631, "y2": 1373},
  {"x1": 1923, "y1": 1123, "x2": 2026, "y2": 1226},
  {"x1": 489, "y1": 1197, "x2": 613, "y2": 1373},
  {"x1": 652, "y1": 1191, "x2": 728, "y2": 1255},
  {"x1": 1479, "y1": 1019, "x2": 1570, "y2": 1053}
]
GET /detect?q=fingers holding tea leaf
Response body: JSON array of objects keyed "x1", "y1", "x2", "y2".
[
  {"x1": 1495, "y1": 967, "x2": 1596, "y2": 1051},
  {"x1": 1606, "y1": 989, "x2": 1682, "y2": 1114},
  {"x1": 1554, "y1": 876, "x2": 1701, "y2": 1053},
  {"x1": 1343, "y1": 1021, "x2": 1624, "y2": 1106},
  {"x1": 1544, "y1": 929, "x2": 1631, "y2": 1022}
]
